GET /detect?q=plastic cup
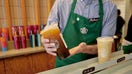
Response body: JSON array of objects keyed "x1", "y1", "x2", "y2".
[
  {"x1": 97, "y1": 37, "x2": 114, "y2": 63},
  {"x1": 40, "y1": 23, "x2": 70, "y2": 60}
]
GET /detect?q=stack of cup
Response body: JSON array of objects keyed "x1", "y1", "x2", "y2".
[
  {"x1": 0, "y1": 28, "x2": 2, "y2": 37},
  {"x1": 0, "y1": 34, "x2": 8, "y2": 52},
  {"x1": 12, "y1": 26, "x2": 20, "y2": 49},
  {"x1": 0, "y1": 27, "x2": 8, "y2": 52},
  {"x1": 2, "y1": 27, "x2": 9, "y2": 41},
  {"x1": 12, "y1": 26, "x2": 27, "y2": 49},
  {"x1": 27, "y1": 25, "x2": 41, "y2": 47},
  {"x1": 18, "y1": 26, "x2": 26, "y2": 48}
]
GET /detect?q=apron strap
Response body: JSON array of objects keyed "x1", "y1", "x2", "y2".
[
  {"x1": 70, "y1": 0, "x2": 77, "y2": 13},
  {"x1": 99, "y1": 0, "x2": 104, "y2": 20}
]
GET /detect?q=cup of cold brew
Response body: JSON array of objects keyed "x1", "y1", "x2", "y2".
[
  {"x1": 40, "y1": 23, "x2": 70, "y2": 60},
  {"x1": 97, "y1": 37, "x2": 113, "y2": 63}
]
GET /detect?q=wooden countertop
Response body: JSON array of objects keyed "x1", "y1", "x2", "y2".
[{"x1": 0, "y1": 47, "x2": 45, "y2": 59}]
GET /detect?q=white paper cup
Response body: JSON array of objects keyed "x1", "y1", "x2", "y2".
[{"x1": 97, "y1": 37, "x2": 113, "y2": 63}]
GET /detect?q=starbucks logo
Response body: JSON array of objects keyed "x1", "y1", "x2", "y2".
[{"x1": 80, "y1": 27, "x2": 88, "y2": 34}]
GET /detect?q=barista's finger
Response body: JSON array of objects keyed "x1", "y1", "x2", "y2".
[
  {"x1": 79, "y1": 42, "x2": 87, "y2": 47},
  {"x1": 46, "y1": 51, "x2": 57, "y2": 56},
  {"x1": 41, "y1": 39, "x2": 50, "y2": 44},
  {"x1": 47, "y1": 48, "x2": 57, "y2": 52},
  {"x1": 44, "y1": 43, "x2": 56, "y2": 48}
]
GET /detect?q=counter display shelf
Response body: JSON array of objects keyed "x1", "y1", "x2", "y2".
[
  {"x1": 0, "y1": 47, "x2": 56, "y2": 74},
  {"x1": 38, "y1": 50, "x2": 132, "y2": 74},
  {"x1": 0, "y1": 47, "x2": 45, "y2": 59}
]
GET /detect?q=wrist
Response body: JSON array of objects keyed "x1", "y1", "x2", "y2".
[
  {"x1": 82, "y1": 45, "x2": 97, "y2": 54},
  {"x1": 69, "y1": 46, "x2": 81, "y2": 56},
  {"x1": 69, "y1": 42, "x2": 87, "y2": 56}
]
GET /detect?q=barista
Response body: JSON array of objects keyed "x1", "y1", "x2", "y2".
[{"x1": 41, "y1": 0, "x2": 117, "y2": 67}]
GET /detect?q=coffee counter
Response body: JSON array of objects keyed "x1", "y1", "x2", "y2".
[
  {"x1": 0, "y1": 40, "x2": 46, "y2": 59},
  {"x1": 38, "y1": 50, "x2": 132, "y2": 74}
]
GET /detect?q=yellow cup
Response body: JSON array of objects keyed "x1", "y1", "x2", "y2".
[{"x1": 97, "y1": 37, "x2": 113, "y2": 63}]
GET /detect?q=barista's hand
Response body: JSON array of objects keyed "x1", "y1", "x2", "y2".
[
  {"x1": 69, "y1": 42, "x2": 87, "y2": 56},
  {"x1": 41, "y1": 38, "x2": 57, "y2": 56},
  {"x1": 69, "y1": 42, "x2": 97, "y2": 56}
]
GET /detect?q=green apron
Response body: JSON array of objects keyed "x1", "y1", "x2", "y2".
[{"x1": 56, "y1": 0, "x2": 103, "y2": 67}]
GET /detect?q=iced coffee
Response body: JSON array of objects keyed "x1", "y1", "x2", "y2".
[
  {"x1": 97, "y1": 37, "x2": 113, "y2": 63},
  {"x1": 40, "y1": 23, "x2": 70, "y2": 60}
]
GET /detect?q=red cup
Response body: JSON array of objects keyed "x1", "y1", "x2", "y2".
[
  {"x1": 33, "y1": 25, "x2": 38, "y2": 34},
  {"x1": 13, "y1": 36, "x2": 21, "y2": 49},
  {"x1": 21, "y1": 35, "x2": 26, "y2": 48},
  {"x1": 0, "y1": 37, "x2": 8, "y2": 52},
  {"x1": 0, "y1": 28, "x2": 2, "y2": 37},
  {"x1": 1, "y1": 37, "x2": 7, "y2": 48},
  {"x1": 2, "y1": 27, "x2": 9, "y2": 40}
]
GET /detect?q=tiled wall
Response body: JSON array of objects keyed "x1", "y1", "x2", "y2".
[
  {"x1": 0, "y1": 0, "x2": 6, "y2": 27},
  {"x1": 39, "y1": 0, "x2": 48, "y2": 25},
  {"x1": 0, "y1": 0, "x2": 49, "y2": 27},
  {"x1": 9, "y1": 0, "x2": 22, "y2": 26}
]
